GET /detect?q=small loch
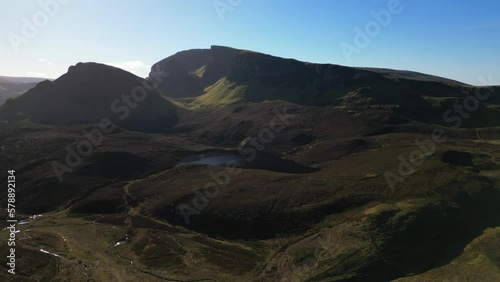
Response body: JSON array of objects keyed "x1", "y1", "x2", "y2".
[{"x1": 179, "y1": 152, "x2": 318, "y2": 174}]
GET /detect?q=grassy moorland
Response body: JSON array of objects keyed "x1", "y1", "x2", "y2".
[{"x1": 1, "y1": 109, "x2": 500, "y2": 281}]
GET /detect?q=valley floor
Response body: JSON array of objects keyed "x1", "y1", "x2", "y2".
[{"x1": 1, "y1": 102, "x2": 500, "y2": 281}]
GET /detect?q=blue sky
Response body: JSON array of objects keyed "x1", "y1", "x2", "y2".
[{"x1": 1, "y1": 0, "x2": 499, "y2": 85}]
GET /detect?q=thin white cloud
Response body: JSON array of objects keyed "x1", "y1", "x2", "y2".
[
  {"x1": 105, "y1": 61, "x2": 150, "y2": 76},
  {"x1": 38, "y1": 58, "x2": 52, "y2": 65}
]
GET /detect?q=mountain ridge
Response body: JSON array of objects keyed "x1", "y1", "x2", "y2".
[
  {"x1": 149, "y1": 46, "x2": 470, "y2": 101},
  {"x1": 147, "y1": 46, "x2": 479, "y2": 109},
  {"x1": 142, "y1": 46, "x2": 500, "y2": 129}
]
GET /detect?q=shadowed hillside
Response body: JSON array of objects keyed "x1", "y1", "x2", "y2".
[{"x1": 0, "y1": 63, "x2": 179, "y2": 132}]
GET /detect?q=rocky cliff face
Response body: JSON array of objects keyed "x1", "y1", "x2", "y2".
[
  {"x1": 148, "y1": 49, "x2": 211, "y2": 98},
  {"x1": 146, "y1": 46, "x2": 500, "y2": 128},
  {"x1": 150, "y1": 48, "x2": 212, "y2": 76},
  {"x1": 149, "y1": 46, "x2": 390, "y2": 104},
  {"x1": 230, "y1": 52, "x2": 379, "y2": 91}
]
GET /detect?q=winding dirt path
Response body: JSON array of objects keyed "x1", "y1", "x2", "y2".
[{"x1": 477, "y1": 128, "x2": 484, "y2": 141}]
